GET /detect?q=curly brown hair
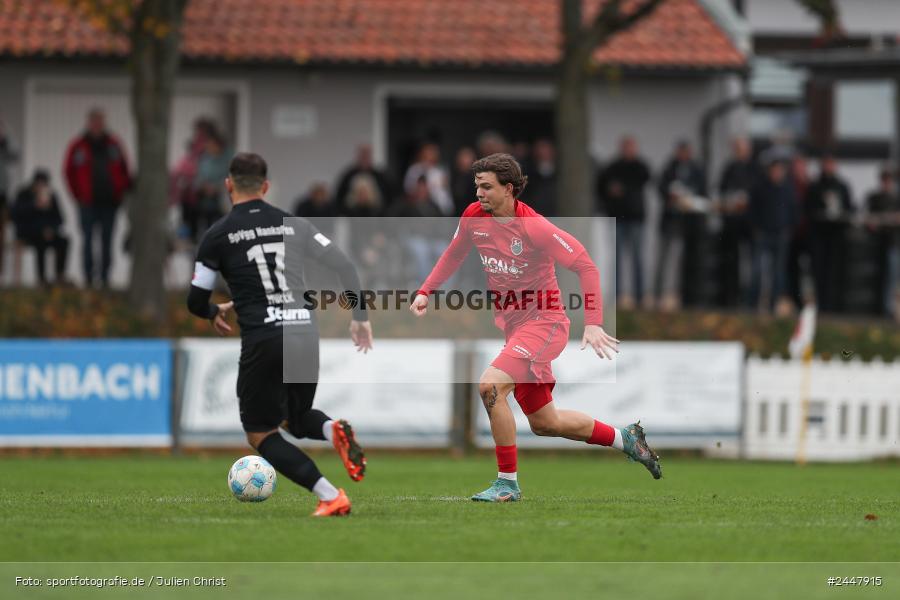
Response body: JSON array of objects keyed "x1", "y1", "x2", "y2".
[{"x1": 472, "y1": 153, "x2": 528, "y2": 197}]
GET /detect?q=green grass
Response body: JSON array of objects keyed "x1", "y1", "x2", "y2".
[
  {"x1": 2, "y1": 454, "x2": 898, "y2": 562},
  {"x1": 1, "y1": 454, "x2": 898, "y2": 598}
]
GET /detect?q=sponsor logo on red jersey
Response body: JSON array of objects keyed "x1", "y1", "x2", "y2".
[
  {"x1": 480, "y1": 254, "x2": 528, "y2": 276},
  {"x1": 552, "y1": 233, "x2": 574, "y2": 253}
]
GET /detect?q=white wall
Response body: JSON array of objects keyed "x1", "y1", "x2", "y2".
[
  {"x1": 245, "y1": 69, "x2": 739, "y2": 210},
  {"x1": 243, "y1": 71, "x2": 376, "y2": 210},
  {"x1": 15, "y1": 72, "x2": 246, "y2": 288},
  {"x1": 1, "y1": 62, "x2": 740, "y2": 289}
]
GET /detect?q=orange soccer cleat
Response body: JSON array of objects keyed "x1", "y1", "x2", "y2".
[
  {"x1": 312, "y1": 488, "x2": 351, "y2": 517},
  {"x1": 332, "y1": 419, "x2": 366, "y2": 482}
]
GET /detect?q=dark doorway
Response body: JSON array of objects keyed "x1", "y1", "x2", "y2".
[{"x1": 386, "y1": 97, "x2": 554, "y2": 184}]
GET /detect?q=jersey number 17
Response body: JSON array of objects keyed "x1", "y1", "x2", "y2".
[{"x1": 246, "y1": 242, "x2": 287, "y2": 292}]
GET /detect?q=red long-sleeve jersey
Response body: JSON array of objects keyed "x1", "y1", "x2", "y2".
[{"x1": 418, "y1": 200, "x2": 603, "y2": 331}]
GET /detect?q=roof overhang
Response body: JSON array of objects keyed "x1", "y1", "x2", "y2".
[{"x1": 780, "y1": 47, "x2": 900, "y2": 79}]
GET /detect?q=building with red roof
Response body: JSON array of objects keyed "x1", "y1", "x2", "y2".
[{"x1": 0, "y1": 0, "x2": 748, "y2": 288}]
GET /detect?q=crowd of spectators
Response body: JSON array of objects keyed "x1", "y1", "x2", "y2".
[
  {"x1": 1, "y1": 108, "x2": 132, "y2": 288},
  {"x1": 299, "y1": 131, "x2": 898, "y2": 320},
  {"x1": 291, "y1": 132, "x2": 561, "y2": 290},
  {"x1": 2, "y1": 111, "x2": 897, "y2": 321},
  {"x1": 597, "y1": 135, "x2": 899, "y2": 319}
]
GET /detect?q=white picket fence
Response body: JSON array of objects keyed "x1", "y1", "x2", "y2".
[{"x1": 744, "y1": 356, "x2": 900, "y2": 461}]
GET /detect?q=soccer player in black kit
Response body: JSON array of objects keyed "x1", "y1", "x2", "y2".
[{"x1": 188, "y1": 153, "x2": 372, "y2": 517}]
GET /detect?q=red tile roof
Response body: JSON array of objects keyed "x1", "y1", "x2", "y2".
[{"x1": 0, "y1": 0, "x2": 745, "y2": 70}]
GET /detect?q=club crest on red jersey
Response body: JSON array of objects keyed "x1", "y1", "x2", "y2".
[{"x1": 510, "y1": 237, "x2": 523, "y2": 256}]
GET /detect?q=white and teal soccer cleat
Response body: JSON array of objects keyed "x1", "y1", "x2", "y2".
[
  {"x1": 621, "y1": 421, "x2": 662, "y2": 480},
  {"x1": 471, "y1": 478, "x2": 522, "y2": 502}
]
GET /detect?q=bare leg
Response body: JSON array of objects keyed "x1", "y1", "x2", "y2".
[
  {"x1": 526, "y1": 402, "x2": 599, "y2": 442},
  {"x1": 525, "y1": 398, "x2": 663, "y2": 480},
  {"x1": 478, "y1": 367, "x2": 517, "y2": 446},
  {"x1": 246, "y1": 429, "x2": 279, "y2": 450},
  {"x1": 471, "y1": 367, "x2": 523, "y2": 501}
]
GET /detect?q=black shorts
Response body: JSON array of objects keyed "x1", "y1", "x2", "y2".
[{"x1": 236, "y1": 332, "x2": 320, "y2": 433}]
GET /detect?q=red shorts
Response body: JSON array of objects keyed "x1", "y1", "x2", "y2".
[{"x1": 490, "y1": 316, "x2": 569, "y2": 415}]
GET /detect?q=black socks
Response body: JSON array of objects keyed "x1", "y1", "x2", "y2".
[{"x1": 257, "y1": 433, "x2": 323, "y2": 491}]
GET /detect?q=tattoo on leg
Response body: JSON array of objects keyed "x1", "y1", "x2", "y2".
[{"x1": 481, "y1": 385, "x2": 498, "y2": 416}]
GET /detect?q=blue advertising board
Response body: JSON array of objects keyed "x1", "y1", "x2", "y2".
[{"x1": 0, "y1": 340, "x2": 172, "y2": 446}]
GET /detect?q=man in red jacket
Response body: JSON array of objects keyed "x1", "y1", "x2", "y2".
[
  {"x1": 63, "y1": 108, "x2": 131, "y2": 287},
  {"x1": 410, "y1": 153, "x2": 662, "y2": 502}
]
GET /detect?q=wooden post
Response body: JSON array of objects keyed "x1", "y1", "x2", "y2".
[{"x1": 449, "y1": 342, "x2": 475, "y2": 456}]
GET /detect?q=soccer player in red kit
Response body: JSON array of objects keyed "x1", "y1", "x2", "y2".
[{"x1": 410, "y1": 153, "x2": 661, "y2": 502}]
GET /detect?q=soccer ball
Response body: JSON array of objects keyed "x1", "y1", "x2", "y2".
[{"x1": 227, "y1": 455, "x2": 276, "y2": 502}]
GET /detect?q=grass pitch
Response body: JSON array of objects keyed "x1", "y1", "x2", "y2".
[{"x1": 1, "y1": 453, "x2": 898, "y2": 598}]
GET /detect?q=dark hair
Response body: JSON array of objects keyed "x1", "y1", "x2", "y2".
[
  {"x1": 32, "y1": 168, "x2": 51, "y2": 184},
  {"x1": 207, "y1": 129, "x2": 226, "y2": 148},
  {"x1": 194, "y1": 117, "x2": 217, "y2": 137},
  {"x1": 472, "y1": 153, "x2": 528, "y2": 197},
  {"x1": 229, "y1": 152, "x2": 267, "y2": 193}
]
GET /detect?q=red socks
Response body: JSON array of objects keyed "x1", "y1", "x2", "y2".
[
  {"x1": 494, "y1": 423, "x2": 613, "y2": 469},
  {"x1": 495, "y1": 444, "x2": 517, "y2": 474},
  {"x1": 587, "y1": 420, "x2": 615, "y2": 446}
]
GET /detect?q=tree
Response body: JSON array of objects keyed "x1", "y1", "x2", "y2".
[
  {"x1": 64, "y1": 0, "x2": 189, "y2": 320},
  {"x1": 795, "y1": 0, "x2": 843, "y2": 43},
  {"x1": 556, "y1": 0, "x2": 666, "y2": 217}
]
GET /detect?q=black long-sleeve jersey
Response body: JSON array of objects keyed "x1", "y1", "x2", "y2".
[{"x1": 188, "y1": 198, "x2": 366, "y2": 344}]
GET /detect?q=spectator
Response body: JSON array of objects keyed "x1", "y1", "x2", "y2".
[
  {"x1": 63, "y1": 108, "x2": 131, "y2": 288},
  {"x1": 520, "y1": 138, "x2": 558, "y2": 216},
  {"x1": 748, "y1": 159, "x2": 797, "y2": 313},
  {"x1": 343, "y1": 174, "x2": 388, "y2": 287},
  {"x1": 476, "y1": 130, "x2": 508, "y2": 158},
  {"x1": 654, "y1": 140, "x2": 707, "y2": 312},
  {"x1": 449, "y1": 146, "x2": 484, "y2": 291},
  {"x1": 192, "y1": 130, "x2": 231, "y2": 236},
  {"x1": 403, "y1": 142, "x2": 454, "y2": 216},
  {"x1": 171, "y1": 118, "x2": 218, "y2": 241},
  {"x1": 334, "y1": 144, "x2": 392, "y2": 216},
  {"x1": 716, "y1": 136, "x2": 758, "y2": 308},
  {"x1": 510, "y1": 140, "x2": 530, "y2": 165},
  {"x1": 597, "y1": 136, "x2": 651, "y2": 308},
  {"x1": 293, "y1": 182, "x2": 337, "y2": 239},
  {"x1": 865, "y1": 166, "x2": 900, "y2": 319},
  {"x1": 291, "y1": 181, "x2": 339, "y2": 290},
  {"x1": 0, "y1": 119, "x2": 19, "y2": 281},
  {"x1": 450, "y1": 146, "x2": 477, "y2": 216},
  {"x1": 758, "y1": 130, "x2": 797, "y2": 170},
  {"x1": 388, "y1": 175, "x2": 446, "y2": 284},
  {"x1": 806, "y1": 156, "x2": 853, "y2": 311},
  {"x1": 10, "y1": 170, "x2": 69, "y2": 286},
  {"x1": 787, "y1": 154, "x2": 812, "y2": 308}
]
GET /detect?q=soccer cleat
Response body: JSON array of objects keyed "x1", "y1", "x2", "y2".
[
  {"x1": 471, "y1": 478, "x2": 522, "y2": 502},
  {"x1": 332, "y1": 419, "x2": 366, "y2": 482},
  {"x1": 621, "y1": 421, "x2": 662, "y2": 480},
  {"x1": 312, "y1": 488, "x2": 351, "y2": 517}
]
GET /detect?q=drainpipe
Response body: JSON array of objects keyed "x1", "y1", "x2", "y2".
[
  {"x1": 894, "y1": 76, "x2": 900, "y2": 176},
  {"x1": 699, "y1": 78, "x2": 750, "y2": 185},
  {"x1": 695, "y1": 0, "x2": 752, "y2": 182}
]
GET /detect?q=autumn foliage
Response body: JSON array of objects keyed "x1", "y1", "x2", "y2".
[{"x1": 1, "y1": 288, "x2": 898, "y2": 361}]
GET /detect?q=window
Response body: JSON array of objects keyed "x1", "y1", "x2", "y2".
[
  {"x1": 750, "y1": 106, "x2": 807, "y2": 139},
  {"x1": 835, "y1": 80, "x2": 895, "y2": 140}
]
